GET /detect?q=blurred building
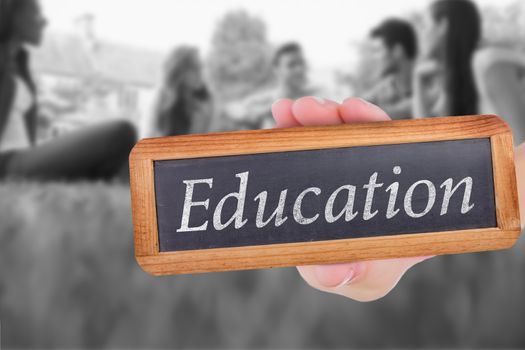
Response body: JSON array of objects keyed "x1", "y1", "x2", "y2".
[{"x1": 31, "y1": 15, "x2": 164, "y2": 140}]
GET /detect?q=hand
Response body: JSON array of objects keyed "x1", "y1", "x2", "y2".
[
  {"x1": 271, "y1": 96, "x2": 434, "y2": 302},
  {"x1": 414, "y1": 59, "x2": 442, "y2": 83}
]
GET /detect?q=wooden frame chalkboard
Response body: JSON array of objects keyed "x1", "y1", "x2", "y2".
[{"x1": 130, "y1": 115, "x2": 521, "y2": 276}]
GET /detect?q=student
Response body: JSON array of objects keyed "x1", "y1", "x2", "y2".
[
  {"x1": 474, "y1": 47, "x2": 525, "y2": 144},
  {"x1": 362, "y1": 18, "x2": 417, "y2": 119},
  {"x1": 272, "y1": 42, "x2": 315, "y2": 101},
  {"x1": 143, "y1": 46, "x2": 213, "y2": 138},
  {"x1": 0, "y1": 0, "x2": 136, "y2": 181},
  {"x1": 226, "y1": 42, "x2": 316, "y2": 130},
  {"x1": 473, "y1": 48, "x2": 525, "y2": 218},
  {"x1": 413, "y1": 0, "x2": 481, "y2": 118}
]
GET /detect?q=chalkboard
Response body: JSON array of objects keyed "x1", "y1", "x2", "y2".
[
  {"x1": 130, "y1": 115, "x2": 521, "y2": 275},
  {"x1": 155, "y1": 139, "x2": 496, "y2": 252}
]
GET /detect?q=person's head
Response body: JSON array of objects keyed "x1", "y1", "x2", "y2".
[
  {"x1": 272, "y1": 42, "x2": 307, "y2": 91},
  {"x1": 156, "y1": 46, "x2": 209, "y2": 135},
  {"x1": 163, "y1": 46, "x2": 204, "y2": 92},
  {"x1": 422, "y1": 0, "x2": 481, "y2": 60},
  {"x1": 0, "y1": 0, "x2": 47, "y2": 47},
  {"x1": 370, "y1": 18, "x2": 417, "y2": 75},
  {"x1": 423, "y1": 0, "x2": 481, "y2": 115}
]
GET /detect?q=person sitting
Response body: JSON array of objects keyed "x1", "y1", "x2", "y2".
[
  {"x1": 226, "y1": 42, "x2": 316, "y2": 130},
  {"x1": 474, "y1": 46, "x2": 525, "y2": 144},
  {"x1": 473, "y1": 46, "x2": 525, "y2": 219},
  {"x1": 0, "y1": 0, "x2": 136, "y2": 181},
  {"x1": 412, "y1": 0, "x2": 481, "y2": 118},
  {"x1": 362, "y1": 18, "x2": 417, "y2": 119},
  {"x1": 142, "y1": 46, "x2": 213, "y2": 138}
]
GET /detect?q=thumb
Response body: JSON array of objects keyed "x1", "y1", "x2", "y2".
[{"x1": 297, "y1": 256, "x2": 433, "y2": 302}]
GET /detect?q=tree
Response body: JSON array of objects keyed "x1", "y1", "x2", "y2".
[
  {"x1": 207, "y1": 10, "x2": 274, "y2": 102},
  {"x1": 481, "y1": 2, "x2": 525, "y2": 50}
]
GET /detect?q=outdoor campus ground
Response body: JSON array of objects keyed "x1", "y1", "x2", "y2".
[{"x1": 0, "y1": 182, "x2": 525, "y2": 348}]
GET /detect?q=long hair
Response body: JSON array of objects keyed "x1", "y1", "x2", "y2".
[
  {"x1": 0, "y1": 0, "x2": 38, "y2": 143},
  {"x1": 431, "y1": 0, "x2": 481, "y2": 116},
  {"x1": 154, "y1": 46, "x2": 210, "y2": 136},
  {"x1": 0, "y1": 0, "x2": 17, "y2": 44},
  {"x1": 0, "y1": 0, "x2": 19, "y2": 64}
]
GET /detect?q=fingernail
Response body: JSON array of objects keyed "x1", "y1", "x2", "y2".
[
  {"x1": 336, "y1": 269, "x2": 356, "y2": 288},
  {"x1": 312, "y1": 96, "x2": 326, "y2": 105},
  {"x1": 312, "y1": 96, "x2": 340, "y2": 108},
  {"x1": 357, "y1": 98, "x2": 380, "y2": 109},
  {"x1": 313, "y1": 263, "x2": 358, "y2": 288}
]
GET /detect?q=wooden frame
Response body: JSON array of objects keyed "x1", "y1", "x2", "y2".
[{"x1": 130, "y1": 115, "x2": 521, "y2": 276}]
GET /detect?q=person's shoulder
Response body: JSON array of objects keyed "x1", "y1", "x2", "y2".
[
  {"x1": 371, "y1": 75, "x2": 394, "y2": 90},
  {"x1": 361, "y1": 76, "x2": 394, "y2": 100},
  {"x1": 473, "y1": 47, "x2": 505, "y2": 69},
  {"x1": 233, "y1": 87, "x2": 276, "y2": 106},
  {"x1": 473, "y1": 46, "x2": 525, "y2": 75}
]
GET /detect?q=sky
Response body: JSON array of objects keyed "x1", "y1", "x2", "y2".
[{"x1": 42, "y1": 0, "x2": 518, "y2": 69}]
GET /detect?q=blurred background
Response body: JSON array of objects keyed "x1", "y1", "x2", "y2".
[{"x1": 1, "y1": 0, "x2": 525, "y2": 347}]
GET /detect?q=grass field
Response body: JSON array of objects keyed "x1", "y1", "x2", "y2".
[{"x1": 0, "y1": 182, "x2": 525, "y2": 348}]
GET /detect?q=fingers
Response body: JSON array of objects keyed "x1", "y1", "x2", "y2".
[
  {"x1": 297, "y1": 257, "x2": 434, "y2": 302},
  {"x1": 292, "y1": 97, "x2": 342, "y2": 125},
  {"x1": 272, "y1": 96, "x2": 342, "y2": 127},
  {"x1": 272, "y1": 96, "x2": 390, "y2": 129},
  {"x1": 271, "y1": 99, "x2": 299, "y2": 128},
  {"x1": 339, "y1": 97, "x2": 390, "y2": 122},
  {"x1": 271, "y1": 96, "x2": 429, "y2": 302}
]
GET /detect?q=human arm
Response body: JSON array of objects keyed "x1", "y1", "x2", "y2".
[
  {"x1": 474, "y1": 49, "x2": 525, "y2": 225},
  {"x1": 412, "y1": 60, "x2": 445, "y2": 118},
  {"x1": 380, "y1": 97, "x2": 413, "y2": 119}
]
